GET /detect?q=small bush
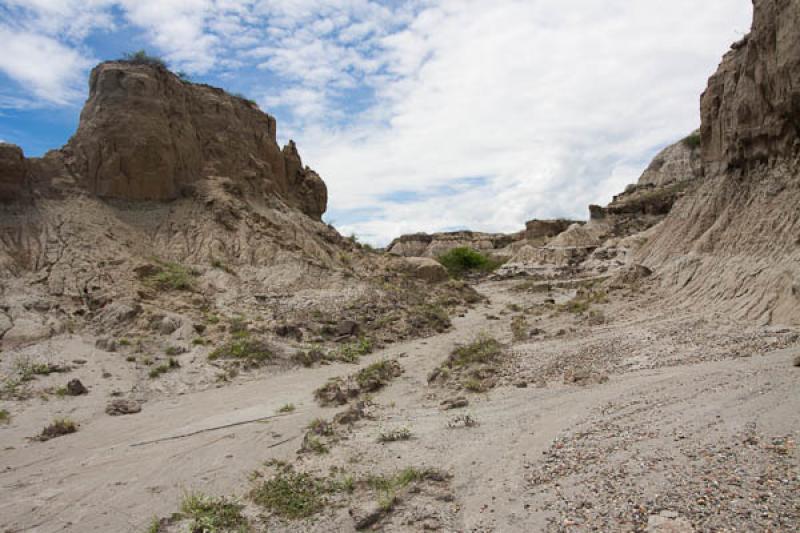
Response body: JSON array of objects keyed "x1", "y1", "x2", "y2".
[
  {"x1": 0, "y1": 409, "x2": 10, "y2": 424},
  {"x1": 149, "y1": 357, "x2": 180, "y2": 378},
  {"x1": 437, "y1": 247, "x2": 504, "y2": 278},
  {"x1": 209, "y1": 338, "x2": 273, "y2": 366},
  {"x1": 139, "y1": 260, "x2": 198, "y2": 291},
  {"x1": 250, "y1": 470, "x2": 329, "y2": 519},
  {"x1": 121, "y1": 50, "x2": 166, "y2": 69},
  {"x1": 334, "y1": 337, "x2": 372, "y2": 363},
  {"x1": 355, "y1": 360, "x2": 402, "y2": 392},
  {"x1": 378, "y1": 427, "x2": 412, "y2": 443},
  {"x1": 682, "y1": 131, "x2": 701, "y2": 150},
  {"x1": 278, "y1": 403, "x2": 295, "y2": 413},
  {"x1": 511, "y1": 315, "x2": 528, "y2": 342},
  {"x1": 38, "y1": 417, "x2": 77, "y2": 441},
  {"x1": 447, "y1": 334, "x2": 502, "y2": 368},
  {"x1": 180, "y1": 492, "x2": 248, "y2": 532}
]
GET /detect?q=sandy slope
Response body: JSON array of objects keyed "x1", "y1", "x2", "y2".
[{"x1": 1, "y1": 280, "x2": 798, "y2": 532}]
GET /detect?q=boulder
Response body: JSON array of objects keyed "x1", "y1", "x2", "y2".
[
  {"x1": 398, "y1": 257, "x2": 449, "y2": 283},
  {"x1": 66, "y1": 379, "x2": 88, "y2": 396},
  {"x1": 106, "y1": 399, "x2": 142, "y2": 416}
]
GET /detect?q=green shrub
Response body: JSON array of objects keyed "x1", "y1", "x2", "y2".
[
  {"x1": 437, "y1": 247, "x2": 503, "y2": 277},
  {"x1": 0, "y1": 409, "x2": 10, "y2": 424},
  {"x1": 250, "y1": 470, "x2": 328, "y2": 519},
  {"x1": 447, "y1": 334, "x2": 502, "y2": 368},
  {"x1": 682, "y1": 131, "x2": 701, "y2": 150},
  {"x1": 139, "y1": 260, "x2": 198, "y2": 291},
  {"x1": 209, "y1": 338, "x2": 273, "y2": 366},
  {"x1": 121, "y1": 50, "x2": 166, "y2": 69},
  {"x1": 180, "y1": 492, "x2": 248, "y2": 532}
]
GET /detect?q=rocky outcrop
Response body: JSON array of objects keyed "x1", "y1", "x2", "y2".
[
  {"x1": 61, "y1": 61, "x2": 326, "y2": 219},
  {"x1": 638, "y1": 134, "x2": 702, "y2": 188},
  {"x1": 639, "y1": 0, "x2": 800, "y2": 325},
  {"x1": 524, "y1": 219, "x2": 576, "y2": 242},
  {"x1": 387, "y1": 230, "x2": 519, "y2": 258},
  {"x1": 0, "y1": 143, "x2": 29, "y2": 202},
  {"x1": 700, "y1": 0, "x2": 800, "y2": 174}
]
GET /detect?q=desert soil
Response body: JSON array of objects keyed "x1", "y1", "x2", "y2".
[{"x1": 1, "y1": 278, "x2": 798, "y2": 532}]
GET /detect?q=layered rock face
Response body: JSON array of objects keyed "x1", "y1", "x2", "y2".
[
  {"x1": 639, "y1": 0, "x2": 800, "y2": 325},
  {"x1": 700, "y1": 0, "x2": 800, "y2": 174},
  {"x1": 0, "y1": 143, "x2": 28, "y2": 202},
  {"x1": 62, "y1": 61, "x2": 326, "y2": 219}
]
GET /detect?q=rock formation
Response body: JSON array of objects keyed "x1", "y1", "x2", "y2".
[
  {"x1": 638, "y1": 0, "x2": 800, "y2": 325},
  {"x1": 54, "y1": 61, "x2": 326, "y2": 219},
  {"x1": 386, "y1": 230, "x2": 521, "y2": 258}
]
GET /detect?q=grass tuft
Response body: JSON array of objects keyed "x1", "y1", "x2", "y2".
[{"x1": 180, "y1": 492, "x2": 248, "y2": 532}]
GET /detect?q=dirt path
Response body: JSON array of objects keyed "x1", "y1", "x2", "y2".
[{"x1": 1, "y1": 281, "x2": 798, "y2": 532}]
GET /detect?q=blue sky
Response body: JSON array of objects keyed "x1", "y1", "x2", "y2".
[{"x1": 0, "y1": 0, "x2": 752, "y2": 245}]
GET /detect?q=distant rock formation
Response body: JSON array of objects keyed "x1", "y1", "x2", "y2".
[{"x1": 386, "y1": 230, "x2": 521, "y2": 258}]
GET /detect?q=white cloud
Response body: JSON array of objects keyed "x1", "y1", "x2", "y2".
[
  {"x1": 0, "y1": 26, "x2": 94, "y2": 104},
  {"x1": 0, "y1": 0, "x2": 753, "y2": 247},
  {"x1": 287, "y1": 0, "x2": 753, "y2": 244}
]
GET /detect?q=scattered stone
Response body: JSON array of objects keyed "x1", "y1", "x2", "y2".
[
  {"x1": 350, "y1": 501, "x2": 390, "y2": 530},
  {"x1": 158, "y1": 316, "x2": 181, "y2": 335},
  {"x1": 515, "y1": 380, "x2": 528, "y2": 388},
  {"x1": 72, "y1": 359, "x2": 87, "y2": 365},
  {"x1": 275, "y1": 324, "x2": 303, "y2": 341},
  {"x1": 106, "y1": 399, "x2": 142, "y2": 416},
  {"x1": 646, "y1": 512, "x2": 694, "y2": 532},
  {"x1": 441, "y1": 397, "x2": 469, "y2": 410},
  {"x1": 336, "y1": 320, "x2": 360, "y2": 337},
  {"x1": 564, "y1": 366, "x2": 609, "y2": 386},
  {"x1": 193, "y1": 323, "x2": 206, "y2": 334},
  {"x1": 65, "y1": 379, "x2": 88, "y2": 396},
  {"x1": 793, "y1": 354, "x2": 800, "y2": 367},
  {"x1": 95, "y1": 337, "x2": 117, "y2": 352}
]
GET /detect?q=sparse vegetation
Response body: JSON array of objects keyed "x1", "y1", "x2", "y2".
[
  {"x1": 511, "y1": 315, "x2": 529, "y2": 342},
  {"x1": 164, "y1": 346, "x2": 181, "y2": 356},
  {"x1": 436, "y1": 247, "x2": 504, "y2": 278},
  {"x1": 121, "y1": 50, "x2": 167, "y2": 69},
  {"x1": 209, "y1": 337, "x2": 274, "y2": 367},
  {"x1": 250, "y1": 468, "x2": 330, "y2": 519},
  {"x1": 139, "y1": 259, "x2": 198, "y2": 291},
  {"x1": 38, "y1": 417, "x2": 77, "y2": 441},
  {"x1": 355, "y1": 359, "x2": 402, "y2": 392},
  {"x1": 378, "y1": 427, "x2": 412, "y2": 443},
  {"x1": 335, "y1": 337, "x2": 372, "y2": 363},
  {"x1": 0, "y1": 409, "x2": 10, "y2": 424},
  {"x1": 180, "y1": 492, "x2": 249, "y2": 532},
  {"x1": 446, "y1": 334, "x2": 503, "y2": 368},
  {"x1": 559, "y1": 289, "x2": 608, "y2": 315},
  {"x1": 682, "y1": 131, "x2": 702, "y2": 149},
  {"x1": 148, "y1": 357, "x2": 180, "y2": 378},
  {"x1": 278, "y1": 403, "x2": 295, "y2": 413},
  {"x1": 125, "y1": 355, "x2": 137, "y2": 363}
]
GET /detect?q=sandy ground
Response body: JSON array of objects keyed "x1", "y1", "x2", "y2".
[{"x1": 1, "y1": 279, "x2": 798, "y2": 532}]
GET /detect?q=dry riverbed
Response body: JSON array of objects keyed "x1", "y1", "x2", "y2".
[{"x1": 1, "y1": 278, "x2": 798, "y2": 532}]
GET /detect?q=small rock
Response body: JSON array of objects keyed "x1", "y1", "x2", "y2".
[
  {"x1": 158, "y1": 316, "x2": 181, "y2": 335},
  {"x1": 441, "y1": 397, "x2": 469, "y2": 410},
  {"x1": 793, "y1": 354, "x2": 800, "y2": 367},
  {"x1": 106, "y1": 399, "x2": 142, "y2": 416},
  {"x1": 65, "y1": 379, "x2": 88, "y2": 396},
  {"x1": 336, "y1": 320, "x2": 360, "y2": 337},
  {"x1": 95, "y1": 337, "x2": 117, "y2": 352},
  {"x1": 350, "y1": 501, "x2": 389, "y2": 530},
  {"x1": 515, "y1": 380, "x2": 528, "y2": 388},
  {"x1": 72, "y1": 359, "x2": 87, "y2": 365}
]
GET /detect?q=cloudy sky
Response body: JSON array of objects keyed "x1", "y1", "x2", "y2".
[{"x1": 0, "y1": 0, "x2": 752, "y2": 245}]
